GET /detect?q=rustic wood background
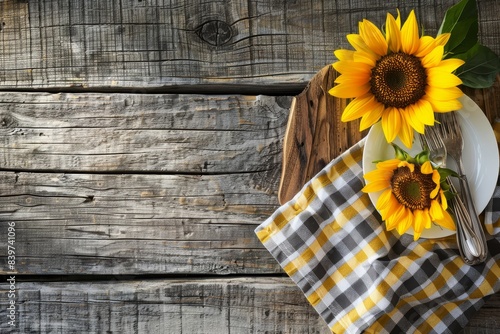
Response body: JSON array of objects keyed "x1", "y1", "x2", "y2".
[{"x1": 0, "y1": 0, "x2": 498, "y2": 333}]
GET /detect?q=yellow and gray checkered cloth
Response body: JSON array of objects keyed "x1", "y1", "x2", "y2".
[{"x1": 255, "y1": 138, "x2": 500, "y2": 334}]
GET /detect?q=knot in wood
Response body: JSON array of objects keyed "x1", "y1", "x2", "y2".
[
  {"x1": 1, "y1": 114, "x2": 16, "y2": 128},
  {"x1": 198, "y1": 20, "x2": 232, "y2": 46}
]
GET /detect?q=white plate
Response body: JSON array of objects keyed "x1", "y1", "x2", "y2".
[{"x1": 362, "y1": 95, "x2": 499, "y2": 239}]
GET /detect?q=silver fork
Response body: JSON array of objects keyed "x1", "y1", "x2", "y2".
[
  {"x1": 422, "y1": 112, "x2": 488, "y2": 264},
  {"x1": 419, "y1": 132, "x2": 482, "y2": 264}
]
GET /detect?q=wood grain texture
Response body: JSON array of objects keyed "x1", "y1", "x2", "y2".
[
  {"x1": 0, "y1": 171, "x2": 283, "y2": 275},
  {"x1": 0, "y1": 92, "x2": 290, "y2": 173},
  {"x1": 0, "y1": 277, "x2": 331, "y2": 334},
  {"x1": 0, "y1": 0, "x2": 498, "y2": 90}
]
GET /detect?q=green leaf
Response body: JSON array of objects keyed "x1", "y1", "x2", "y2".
[
  {"x1": 438, "y1": 0, "x2": 478, "y2": 56},
  {"x1": 438, "y1": 167, "x2": 460, "y2": 180},
  {"x1": 454, "y1": 44, "x2": 500, "y2": 88}
]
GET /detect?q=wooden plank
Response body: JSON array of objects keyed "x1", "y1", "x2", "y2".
[
  {"x1": 463, "y1": 292, "x2": 500, "y2": 334},
  {"x1": 0, "y1": 92, "x2": 290, "y2": 173},
  {"x1": 0, "y1": 277, "x2": 331, "y2": 334},
  {"x1": 0, "y1": 171, "x2": 282, "y2": 275},
  {"x1": 0, "y1": 277, "x2": 498, "y2": 333},
  {"x1": 0, "y1": 0, "x2": 498, "y2": 90}
]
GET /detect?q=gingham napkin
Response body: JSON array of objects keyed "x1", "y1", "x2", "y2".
[{"x1": 255, "y1": 138, "x2": 500, "y2": 334}]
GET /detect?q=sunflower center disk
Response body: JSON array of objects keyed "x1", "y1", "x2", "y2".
[
  {"x1": 370, "y1": 52, "x2": 427, "y2": 108},
  {"x1": 391, "y1": 166, "x2": 435, "y2": 211}
]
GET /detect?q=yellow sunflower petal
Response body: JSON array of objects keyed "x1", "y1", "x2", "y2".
[
  {"x1": 427, "y1": 69, "x2": 463, "y2": 88},
  {"x1": 434, "y1": 209, "x2": 456, "y2": 231},
  {"x1": 430, "y1": 171, "x2": 441, "y2": 196},
  {"x1": 425, "y1": 86, "x2": 463, "y2": 101},
  {"x1": 413, "y1": 210, "x2": 423, "y2": 234},
  {"x1": 334, "y1": 73, "x2": 371, "y2": 85},
  {"x1": 415, "y1": 33, "x2": 451, "y2": 58},
  {"x1": 332, "y1": 60, "x2": 372, "y2": 75},
  {"x1": 406, "y1": 105, "x2": 425, "y2": 134},
  {"x1": 430, "y1": 187, "x2": 439, "y2": 199},
  {"x1": 421, "y1": 45, "x2": 444, "y2": 68},
  {"x1": 440, "y1": 190, "x2": 448, "y2": 210},
  {"x1": 391, "y1": 205, "x2": 406, "y2": 229},
  {"x1": 412, "y1": 99, "x2": 435, "y2": 126},
  {"x1": 420, "y1": 161, "x2": 433, "y2": 174},
  {"x1": 398, "y1": 115, "x2": 414, "y2": 148},
  {"x1": 424, "y1": 210, "x2": 433, "y2": 229},
  {"x1": 430, "y1": 182, "x2": 441, "y2": 200},
  {"x1": 353, "y1": 51, "x2": 378, "y2": 66},
  {"x1": 429, "y1": 200, "x2": 444, "y2": 221},
  {"x1": 413, "y1": 209, "x2": 431, "y2": 235},
  {"x1": 432, "y1": 170, "x2": 441, "y2": 185},
  {"x1": 376, "y1": 158, "x2": 401, "y2": 171},
  {"x1": 341, "y1": 94, "x2": 377, "y2": 121},
  {"x1": 398, "y1": 160, "x2": 414, "y2": 172},
  {"x1": 394, "y1": 9, "x2": 401, "y2": 29},
  {"x1": 385, "y1": 216, "x2": 399, "y2": 231},
  {"x1": 400, "y1": 10, "x2": 419, "y2": 55},
  {"x1": 403, "y1": 209, "x2": 414, "y2": 231},
  {"x1": 347, "y1": 34, "x2": 378, "y2": 58},
  {"x1": 386, "y1": 210, "x2": 401, "y2": 231},
  {"x1": 415, "y1": 35, "x2": 436, "y2": 58},
  {"x1": 359, "y1": 19, "x2": 388, "y2": 56},
  {"x1": 359, "y1": 102, "x2": 385, "y2": 131},
  {"x1": 362, "y1": 179, "x2": 391, "y2": 193},
  {"x1": 377, "y1": 189, "x2": 394, "y2": 210},
  {"x1": 334, "y1": 49, "x2": 355, "y2": 61},
  {"x1": 395, "y1": 207, "x2": 412, "y2": 235},
  {"x1": 380, "y1": 193, "x2": 401, "y2": 222},
  {"x1": 363, "y1": 168, "x2": 393, "y2": 182},
  {"x1": 385, "y1": 12, "x2": 401, "y2": 52},
  {"x1": 423, "y1": 97, "x2": 463, "y2": 113},
  {"x1": 430, "y1": 172, "x2": 441, "y2": 198},
  {"x1": 432, "y1": 58, "x2": 465, "y2": 73},
  {"x1": 386, "y1": 205, "x2": 407, "y2": 231},
  {"x1": 329, "y1": 82, "x2": 371, "y2": 99},
  {"x1": 435, "y1": 33, "x2": 451, "y2": 47},
  {"x1": 381, "y1": 108, "x2": 401, "y2": 143}
]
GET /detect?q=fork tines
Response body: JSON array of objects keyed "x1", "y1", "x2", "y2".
[{"x1": 434, "y1": 112, "x2": 461, "y2": 140}]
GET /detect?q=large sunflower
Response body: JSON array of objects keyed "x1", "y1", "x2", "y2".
[
  {"x1": 330, "y1": 10, "x2": 465, "y2": 148},
  {"x1": 362, "y1": 156, "x2": 455, "y2": 240}
]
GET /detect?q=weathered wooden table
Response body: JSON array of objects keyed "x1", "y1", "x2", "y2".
[{"x1": 0, "y1": 1, "x2": 498, "y2": 333}]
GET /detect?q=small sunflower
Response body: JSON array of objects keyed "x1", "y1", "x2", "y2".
[
  {"x1": 362, "y1": 146, "x2": 456, "y2": 240},
  {"x1": 330, "y1": 10, "x2": 465, "y2": 148}
]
